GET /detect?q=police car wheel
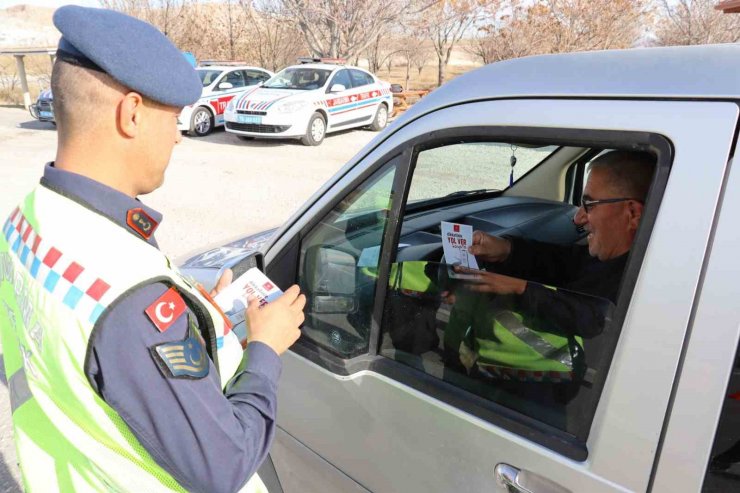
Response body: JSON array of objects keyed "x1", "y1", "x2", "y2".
[
  {"x1": 301, "y1": 113, "x2": 326, "y2": 146},
  {"x1": 189, "y1": 107, "x2": 214, "y2": 137},
  {"x1": 369, "y1": 104, "x2": 388, "y2": 131}
]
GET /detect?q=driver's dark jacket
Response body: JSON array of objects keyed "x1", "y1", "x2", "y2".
[
  {"x1": 42, "y1": 164, "x2": 280, "y2": 493},
  {"x1": 493, "y1": 236, "x2": 628, "y2": 338}
]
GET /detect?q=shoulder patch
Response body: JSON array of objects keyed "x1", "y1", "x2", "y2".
[
  {"x1": 126, "y1": 208, "x2": 158, "y2": 240},
  {"x1": 151, "y1": 315, "x2": 209, "y2": 380},
  {"x1": 145, "y1": 287, "x2": 186, "y2": 333}
]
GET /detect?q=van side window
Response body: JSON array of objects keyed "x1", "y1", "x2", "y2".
[
  {"x1": 703, "y1": 343, "x2": 740, "y2": 490},
  {"x1": 298, "y1": 158, "x2": 399, "y2": 358},
  {"x1": 379, "y1": 139, "x2": 661, "y2": 436}
]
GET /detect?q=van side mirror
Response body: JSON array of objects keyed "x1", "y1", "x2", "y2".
[
  {"x1": 221, "y1": 250, "x2": 264, "y2": 279},
  {"x1": 304, "y1": 246, "x2": 357, "y2": 313}
]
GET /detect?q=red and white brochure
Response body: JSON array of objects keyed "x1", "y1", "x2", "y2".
[
  {"x1": 214, "y1": 267, "x2": 283, "y2": 316},
  {"x1": 441, "y1": 221, "x2": 479, "y2": 269}
]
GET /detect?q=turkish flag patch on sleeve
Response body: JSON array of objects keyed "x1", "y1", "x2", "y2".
[{"x1": 145, "y1": 287, "x2": 187, "y2": 333}]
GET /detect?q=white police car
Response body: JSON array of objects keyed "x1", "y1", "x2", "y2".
[
  {"x1": 178, "y1": 63, "x2": 274, "y2": 137},
  {"x1": 223, "y1": 60, "x2": 393, "y2": 145}
]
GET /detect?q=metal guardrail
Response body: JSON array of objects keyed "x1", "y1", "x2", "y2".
[{"x1": 0, "y1": 48, "x2": 56, "y2": 110}]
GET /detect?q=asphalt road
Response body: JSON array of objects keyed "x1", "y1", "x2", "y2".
[{"x1": 0, "y1": 106, "x2": 376, "y2": 491}]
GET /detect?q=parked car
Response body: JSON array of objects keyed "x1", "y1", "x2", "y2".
[
  {"x1": 178, "y1": 63, "x2": 273, "y2": 137},
  {"x1": 223, "y1": 59, "x2": 393, "y2": 145},
  {"x1": 28, "y1": 88, "x2": 54, "y2": 124},
  {"x1": 180, "y1": 45, "x2": 740, "y2": 492}
]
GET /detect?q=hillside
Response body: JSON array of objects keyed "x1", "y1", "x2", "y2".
[{"x1": 0, "y1": 4, "x2": 58, "y2": 49}]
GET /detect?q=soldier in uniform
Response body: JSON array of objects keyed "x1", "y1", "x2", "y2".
[{"x1": 0, "y1": 5, "x2": 304, "y2": 492}]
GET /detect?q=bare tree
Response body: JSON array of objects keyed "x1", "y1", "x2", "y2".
[
  {"x1": 468, "y1": 1, "x2": 535, "y2": 64},
  {"x1": 656, "y1": 0, "x2": 740, "y2": 46},
  {"x1": 397, "y1": 28, "x2": 433, "y2": 89},
  {"x1": 538, "y1": 0, "x2": 650, "y2": 53},
  {"x1": 244, "y1": 0, "x2": 306, "y2": 71},
  {"x1": 280, "y1": 0, "x2": 433, "y2": 60},
  {"x1": 422, "y1": 0, "x2": 482, "y2": 86},
  {"x1": 219, "y1": 0, "x2": 248, "y2": 60},
  {"x1": 468, "y1": 0, "x2": 651, "y2": 66},
  {"x1": 365, "y1": 32, "x2": 403, "y2": 75},
  {"x1": 99, "y1": 0, "x2": 195, "y2": 44}
]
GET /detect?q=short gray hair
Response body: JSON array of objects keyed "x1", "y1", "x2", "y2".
[{"x1": 589, "y1": 150, "x2": 656, "y2": 201}]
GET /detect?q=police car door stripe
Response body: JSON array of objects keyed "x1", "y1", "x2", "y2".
[{"x1": 235, "y1": 87, "x2": 263, "y2": 110}]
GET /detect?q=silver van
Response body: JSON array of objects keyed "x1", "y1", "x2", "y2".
[{"x1": 182, "y1": 45, "x2": 740, "y2": 493}]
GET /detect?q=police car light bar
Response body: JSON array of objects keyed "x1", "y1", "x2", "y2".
[
  {"x1": 200, "y1": 60, "x2": 248, "y2": 67},
  {"x1": 297, "y1": 57, "x2": 347, "y2": 65}
]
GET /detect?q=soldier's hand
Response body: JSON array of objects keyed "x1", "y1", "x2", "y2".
[
  {"x1": 246, "y1": 285, "x2": 305, "y2": 355},
  {"x1": 467, "y1": 231, "x2": 511, "y2": 263}
]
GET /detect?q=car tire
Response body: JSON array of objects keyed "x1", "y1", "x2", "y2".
[
  {"x1": 189, "y1": 107, "x2": 214, "y2": 137},
  {"x1": 369, "y1": 103, "x2": 388, "y2": 131},
  {"x1": 301, "y1": 113, "x2": 326, "y2": 146}
]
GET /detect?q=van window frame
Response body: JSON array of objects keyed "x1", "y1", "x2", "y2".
[{"x1": 284, "y1": 126, "x2": 673, "y2": 461}]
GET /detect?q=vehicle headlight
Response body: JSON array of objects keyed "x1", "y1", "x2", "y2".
[
  {"x1": 226, "y1": 98, "x2": 236, "y2": 112},
  {"x1": 274, "y1": 100, "x2": 310, "y2": 114}
]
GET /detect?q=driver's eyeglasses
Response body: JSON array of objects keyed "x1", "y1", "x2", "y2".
[{"x1": 580, "y1": 197, "x2": 643, "y2": 213}]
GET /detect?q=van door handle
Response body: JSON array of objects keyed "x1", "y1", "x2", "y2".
[
  {"x1": 494, "y1": 463, "x2": 571, "y2": 493},
  {"x1": 495, "y1": 464, "x2": 534, "y2": 493}
]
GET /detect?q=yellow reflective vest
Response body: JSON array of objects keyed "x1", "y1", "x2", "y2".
[{"x1": 0, "y1": 186, "x2": 265, "y2": 492}]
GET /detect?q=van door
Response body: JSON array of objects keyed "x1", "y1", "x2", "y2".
[
  {"x1": 651, "y1": 130, "x2": 740, "y2": 491},
  {"x1": 265, "y1": 99, "x2": 738, "y2": 492}
]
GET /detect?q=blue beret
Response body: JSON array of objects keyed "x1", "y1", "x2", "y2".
[{"x1": 53, "y1": 6, "x2": 202, "y2": 107}]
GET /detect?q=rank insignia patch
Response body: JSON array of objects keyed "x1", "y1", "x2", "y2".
[
  {"x1": 151, "y1": 317, "x2": 209, "y2": 380},
  {"x1": 126, "y1": 208, "x2": 158, "y2": 240}
]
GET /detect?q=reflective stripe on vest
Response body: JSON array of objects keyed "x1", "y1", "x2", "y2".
[
  {"x1": 0, "y1": 187, "x2": 263, "y2": 493},
  {"x1": 495, "y1": 310, "x2": 573, "y2": 367},
  {"x1": 473, "y1": 308, "x2": 582, "y2": 382}
]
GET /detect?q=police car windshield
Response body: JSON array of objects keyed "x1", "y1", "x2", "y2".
[
  {"x1": 197, "y1": 69, "x2": 224, "y2": 87},
  {"x1": 263, "y1": 68, "x2": 332, "y2": 90}
]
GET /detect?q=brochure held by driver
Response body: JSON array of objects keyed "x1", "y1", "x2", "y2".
[{"x1": 441, "y1": 221, "x2": 483, "y2": 280}]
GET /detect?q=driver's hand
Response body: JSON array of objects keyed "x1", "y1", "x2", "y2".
[
  {"x1": 467, "y1": 231, "x2": 512, "y2": 263},
  {"x1": 455, "y1": 266, "x2": 526, "y2": 296}
]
